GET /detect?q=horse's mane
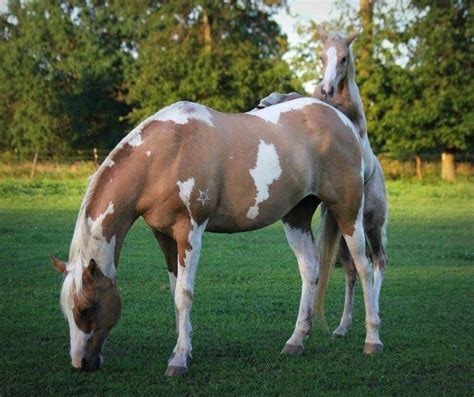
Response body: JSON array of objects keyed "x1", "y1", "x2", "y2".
[{"x1": 60, "y1": 170, "x2": 100, "y2": 316}]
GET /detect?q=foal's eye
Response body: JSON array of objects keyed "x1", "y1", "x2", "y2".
[{"x1": 341, "y1": 56, "x2": 347, "y2": 63}]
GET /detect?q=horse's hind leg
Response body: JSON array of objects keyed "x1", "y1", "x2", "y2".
[
  {"x1": 333, "y1": 240, "x2": 357, "y2": 338},
  {"x1": 153, "y1": 230, "x2": 179, "y2": 334},
  {"x1": 281, "y1": 196, "x2": 320, "y2": 356},
  {"x1": 341, "y1": 201, "x2": 383, "y2": 354}
]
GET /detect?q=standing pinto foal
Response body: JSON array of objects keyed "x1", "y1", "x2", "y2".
[
  {"x1": 51, "y1": 98, "x2": 382, "y2": 376},
  {"x1": 257, "y1": 29, "x2": 388, "y2": 347}
]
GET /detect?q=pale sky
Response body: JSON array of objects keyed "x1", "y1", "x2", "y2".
[{"x1": 274, "y1": 0, "x2": 360, "y2": 46}]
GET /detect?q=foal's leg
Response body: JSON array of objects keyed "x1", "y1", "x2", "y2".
[
  {"x1": 366, "y1": 227, "x2": 388, "y2": 315},
  {"x1": 153, "y1": 230, "x2": 179, "y2": 334},
  {"x1": 333, "y1": 241, "x2": 357, "y2": 338},
  {"x1": 281, "y1": 196, "x2": 319, "y2": 355},
  {"x1": 341, "y1": 204, "x2": 383, "y2": 353},
  {"x1": 165, "y1": 219, "x2": 208, "y2": 376}
]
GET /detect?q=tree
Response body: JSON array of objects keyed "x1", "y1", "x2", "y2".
[
  {"x1": 125, "y1": 0, "x2": 301, "y2": 123},
  {"x1": 402, "y1": 1, "x2": 473, "y2": 180},
  {"x1": 0, "y1": 0, "x2": 134, "y2": 155}
]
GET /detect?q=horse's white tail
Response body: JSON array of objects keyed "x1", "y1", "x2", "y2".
[{"x1": 314, "y1": 204, "x2": 341, "y2": 333}]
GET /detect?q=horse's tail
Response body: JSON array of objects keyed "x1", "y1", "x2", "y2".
[{"x1": 314, "y1": 204, "x2": 341, "y2": 333}]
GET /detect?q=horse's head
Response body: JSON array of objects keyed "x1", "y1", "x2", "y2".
[
  {"x1": 318, "y1": 28, "x2": 359, "y2": 99},
  {"x1": 51, "y1": 256, "x2": 121, "y2": 371}
]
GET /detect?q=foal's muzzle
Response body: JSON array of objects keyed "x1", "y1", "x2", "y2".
[
  {"x1": 80, "y1": 355, "x2": 104, "y2": 372},
  {"x1": 321, "y1": 85, "x2": 335, "y2": 98}
]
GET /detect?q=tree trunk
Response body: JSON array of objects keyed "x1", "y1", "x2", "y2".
[
  {"x1": 202, "y1": 10, "x2": 212, "y2": 54},
  {"x1": 415, "y1": 154, "x2": 423, "y2": 179},
  {"x1": 358, "y1": 0, "x2": 374, "y2": 81},
  {"x1": 441, "y1": 149, "x2": 456, "y2": 181}
]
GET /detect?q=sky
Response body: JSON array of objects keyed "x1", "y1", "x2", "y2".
[{"x1": 274, "y1": 0, "x2": 359, "y2": 46}]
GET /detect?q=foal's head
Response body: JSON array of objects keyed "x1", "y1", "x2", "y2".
[
  {"x1": 318, "y1": 28, "x2": 359, "y2": 99},
  {"x1": 51, "y1": 256, "x2": 121, "y2": 371}
]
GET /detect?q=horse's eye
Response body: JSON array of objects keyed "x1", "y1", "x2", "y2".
[
  {"x1": 341, "y1": 56, "x2": 347, "y2": 63},
  {"x1": 80, "y1": 306, "x2": 95, "y2": 319}
]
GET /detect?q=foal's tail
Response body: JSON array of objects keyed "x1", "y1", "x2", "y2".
[{"x1": 314, "y1": 204, "x2": 341, "y2": 333}]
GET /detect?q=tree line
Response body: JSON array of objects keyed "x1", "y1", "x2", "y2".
[{"x1": 0, "y1": 1, "x2": 472, "y2": 179}]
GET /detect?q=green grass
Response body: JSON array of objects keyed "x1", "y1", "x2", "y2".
[{"x1": 0, "y1": 177, "x2": 473, "y2": 396}]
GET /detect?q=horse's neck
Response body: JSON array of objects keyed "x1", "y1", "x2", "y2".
[{"x1": 70, "y1": 169, "x2": 138, "y2": 278}]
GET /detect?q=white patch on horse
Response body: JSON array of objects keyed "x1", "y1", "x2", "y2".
[
  {"x1": 155, "y1": 101, "x2": 214, "y2": 127},
  {"x1": 67, "y1": 310, "x2": 93, "y2": 368},
  {"x1": 85, "y1": 201, "x2": 117, "y2": 279},
  {"x1": 177, "y1": 178, "x2": 195, "y2": 215},
  {"x1": 146, "y1": 151, "x2": 151, "y2": 157},
  {"x1": 248, "y1": 97, "x2": 318, "y2": 124},
  {"x1": 322, "y1": 47, "x2": 338, "y2": 94},
  {"x1": 247, "y1": 140, "x2": 282, "y2": 219},
  {"x1": 197, "y1": 189, "x2": 209, "y2": 205},
  {"x1": 102, "y1": 159, "x2": 115, "y2": 168}
]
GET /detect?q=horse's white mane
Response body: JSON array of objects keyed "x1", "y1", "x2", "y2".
[{"x1": 60, "y1": 171, "x2": 100, "y2": 315}]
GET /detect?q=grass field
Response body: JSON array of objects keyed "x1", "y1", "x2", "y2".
[{"x1": 0, "y1": 176, "x2": 473, "y2": 396}]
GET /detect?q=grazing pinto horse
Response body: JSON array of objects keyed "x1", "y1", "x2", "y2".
[
  {"x1": 257, "y1": 29, "x2": 388, "y2": 344},
  {"x1": 51, "y1": 97, "x2": 382, "y2": 376}
]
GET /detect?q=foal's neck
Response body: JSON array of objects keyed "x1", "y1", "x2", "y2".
[{"x1": 336, "y1": 52, "x2": 367, "y2": 138}]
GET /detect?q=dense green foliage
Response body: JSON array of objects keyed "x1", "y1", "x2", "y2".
[
  {"x1": 293, "y1": 0, "x2": 473, "y2": 160},
  {"x1": 0, "y1": 0, "x2": 298, "y2": 154},
  {"x1": 0, "y1": 1, "x2": 471, "y2": 164},
  {"x1": 0, "y1": 176, "x2": 473, "y2": 395}
]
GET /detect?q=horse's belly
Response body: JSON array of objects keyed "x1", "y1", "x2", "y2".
[{"x1": 205, "y1": 181, "x2": 310, "y2": 233}]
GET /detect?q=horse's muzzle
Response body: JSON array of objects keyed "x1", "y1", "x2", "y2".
[{"x1": 80, "y1": 355, "x2": 104, "y2": 372}]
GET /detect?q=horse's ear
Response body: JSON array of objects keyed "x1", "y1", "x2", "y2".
[
  {"x1": 346, "y1": 29, "x2": 361, "y2": 45},
  {"x1": 84, "y1": 258, "x2": 103, "y2": 280},
  {"x1": 317, "y1": 26, "x2": 329, "y2": 43},
  {"x1": 50, "y1": 256, "x2": 67, "y2": 273}
]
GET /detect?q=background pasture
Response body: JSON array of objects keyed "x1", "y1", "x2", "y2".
[{"x1": 0, "y1": 173, "x2": 472, "y2": 396}]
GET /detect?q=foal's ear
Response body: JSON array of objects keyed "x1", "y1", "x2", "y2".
[
  {"x1": 50, "y1": 255, "x2": 67, "y2": 273},
  {"x1": 317, "y1": 26, "x2": 329, "y2": 43},
  {"x1": 346, "y1": 29, "x2": 361, "y2": 45}
]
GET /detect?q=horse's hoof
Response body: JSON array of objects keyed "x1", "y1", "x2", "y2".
[
  {"x1": 363, "y1": 343, "x2": 383, "y2": 354},
  {"x1": 332, "y1": 331, "x2": 346, "y2": 339},
  {"x1": 281, "y1": 343, "x2": 304, "y2": 356},
  {"x1": 165, "y1": 365, "x2": 188, "y2": 377}
]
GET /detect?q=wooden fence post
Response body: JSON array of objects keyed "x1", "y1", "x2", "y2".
[{"x1": 30, "y1": 151, "x2": 38, "y2": 179}]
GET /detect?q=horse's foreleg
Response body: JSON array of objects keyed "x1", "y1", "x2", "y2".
[
  {"x1": 153, "y1": 230, "x2": 179, "y2": 334},
  {"x1": 333, "y1": 244, "x2": 357, "y2": 337},
  {"x1": 281, "y1": 223, "x2": 319, "y2": 355},
  {"x1": 165, "y1": 219, "x2": 208, "y2": 376},
  {"x1": 342, "y1": 205, "x2": 383, "y2": 354}
]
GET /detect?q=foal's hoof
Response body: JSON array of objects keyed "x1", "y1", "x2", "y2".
[
  {"x1": 165, "y1": 365, "x2": 188, "y2": 377},
  {"x1": 281, "y1": 343, "x2": 304, "y2": 356},
  {"x1": 332, "y1": 331, "x2": 346, "y2": 339},
  {"x1": 363, "y1": 343, "x2": 383, "y2": 354}
]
